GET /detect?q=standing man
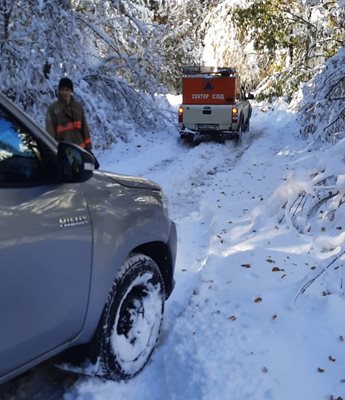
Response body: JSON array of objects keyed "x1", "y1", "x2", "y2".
[{"x1": 46, "y1": 77, "x2": 93, "y2": 151}]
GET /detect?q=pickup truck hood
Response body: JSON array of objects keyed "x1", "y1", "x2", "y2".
[{"x1": 100, "y1": 171, "x2": 161, "y2": 191}]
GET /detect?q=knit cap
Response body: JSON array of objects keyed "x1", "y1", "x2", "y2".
[{"x1": 58, "y1": 77, "x2": 73, "y2": 91}]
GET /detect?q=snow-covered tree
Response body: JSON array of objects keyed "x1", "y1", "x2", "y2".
[
  {"x1": 0, "y1": 0, "x2": 176, "y2": 148},
  {"x1": 152, "y1": 0, "x2": 208, "y2": 91},
  {"x1": 200, "y1": 0, "x2": 259, "y2": 92},
  {"x1": 2, "y1": 0, "x2": 344, "y2": 149},
  {"x1": 298, "y1": 47, "x2": 345, "y2": 143}
]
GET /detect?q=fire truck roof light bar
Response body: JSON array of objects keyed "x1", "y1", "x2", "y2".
[{"x1": 182, "y1": 66, "x2": 237, "y2": 76}]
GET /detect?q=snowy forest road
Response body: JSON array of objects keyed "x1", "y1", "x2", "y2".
[{"x1": 0, "y1": 122, "x2": 263, "y2": 400}]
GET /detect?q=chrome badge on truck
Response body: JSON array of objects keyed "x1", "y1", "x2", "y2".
[{"x1": 59, "y1": 215, "x2": 89, "y2": 228}]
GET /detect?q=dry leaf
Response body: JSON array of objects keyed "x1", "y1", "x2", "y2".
[
  {"x1": 329, "y1": 356, "x2": 336, "y2": 362},
  {"x1": 228, "y1": 315, "x2": 237, "y2": 321},
  {"x1": 262, "y1": 367, "x2": 268, "y2": 373},
  {"x1": 255, "y1": 297, "x2": 262, "y2": 303},
  {"x1": 241, "y1": 263, "x2": 251, "y2": 268},
  {"x1": 317, "y1": 367, "x2": 325, "y2": 373},
  {"x1": 272, "y1": 267, "x2": 285, "y2": 272},
  {"x1": 272, "y1": 314, "x2": 278, "y2": 320}
]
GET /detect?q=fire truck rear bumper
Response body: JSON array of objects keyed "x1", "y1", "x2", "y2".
[{"x1": 179, "y1": 128, "x2": 239, "y2": 140}]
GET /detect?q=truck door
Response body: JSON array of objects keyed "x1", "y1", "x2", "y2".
[{"x1": 0, "y1": 107, "x2": 92, "y2": 377}]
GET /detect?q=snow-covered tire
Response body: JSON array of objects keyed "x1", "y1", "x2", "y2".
[
  {"x1": 244, "y1": 119, "x2": 250, "y2": 133},
  {"x1": 99, "y1": 254, "x2": 165, "y2": 380},
  {"x1": 179, "y1": 135, "x2": 194, "y2": 145},
  {"x1": 236, "y1": 122, "x2": 243, "y2": 145}
]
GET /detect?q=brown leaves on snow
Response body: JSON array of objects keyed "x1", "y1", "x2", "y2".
[{"x1": 272, "y1": 266, "x2": 285, "y2": 272}]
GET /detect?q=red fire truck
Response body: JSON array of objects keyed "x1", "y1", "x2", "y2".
[{"x1": 178, "y1": 66, "x2": 254, "y2": 143}]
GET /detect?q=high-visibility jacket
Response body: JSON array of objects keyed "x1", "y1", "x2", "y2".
[{"x1": 46, "y1": 96, "x2": 92, "y2": 151}]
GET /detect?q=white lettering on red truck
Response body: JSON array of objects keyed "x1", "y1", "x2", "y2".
[
  {"x1": 212, "y1": 94, "x2": 224, "y2": 100},
  {"x1": 191, "y1": 93, "x2": 225, "y2": 100},
  {"x1": 192, "y1": 94, "x2": 209, "y2": 99}
]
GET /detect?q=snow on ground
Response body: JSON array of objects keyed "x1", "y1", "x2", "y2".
[
  {"x1": 3, "y1": 97, "x2": 345, "y2": 400},
  {"x1": 62, "y1": 97, "x2": 345, "y2": 399}
]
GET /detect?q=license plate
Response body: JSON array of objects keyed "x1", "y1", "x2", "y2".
[{"x1": 197, "y1": 124, "x2": 218, "y2": 130}]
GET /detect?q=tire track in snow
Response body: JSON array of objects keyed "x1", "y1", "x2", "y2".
[{"x1": 143, "y1": 130, "x2": 265, "y2": 399}]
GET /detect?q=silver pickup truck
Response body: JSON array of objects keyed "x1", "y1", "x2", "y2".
[
  {"x1": 178, "y1": 67, "x2": 254, "y2": 143},
  {"x1": 0, "y1": 92, "x2": 176, "y2": 384}
]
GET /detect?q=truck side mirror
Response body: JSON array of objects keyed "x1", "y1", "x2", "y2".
[{"x1": 58, "y1": 142, "x2": 95, "y2": 182}]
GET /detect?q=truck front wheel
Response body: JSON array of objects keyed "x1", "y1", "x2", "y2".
[{"x1": 99, "y1": 254, "x2": 165, "y2": 380}]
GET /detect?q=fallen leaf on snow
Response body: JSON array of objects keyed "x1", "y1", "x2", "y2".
[
  {"x1": 272, "y1": 267, "x2": 285, "y2": 272},
  {"x1": 255, "y1": 297, "x2": 263, "y2": 303}
]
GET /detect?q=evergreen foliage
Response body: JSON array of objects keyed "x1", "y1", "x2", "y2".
[{"x1": 231, "y1": 0, "x2": 344, "y2": 101}]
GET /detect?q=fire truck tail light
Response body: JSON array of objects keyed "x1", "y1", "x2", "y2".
[
  {"x1": 232, "y1": 107, "x2": 239, "y2": 123},
  {"x1": 178, "y1": 106, "x2": 184, "y2": 123}
]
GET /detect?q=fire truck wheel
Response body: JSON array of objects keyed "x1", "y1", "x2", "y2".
[
  {"x1": 236, "y1": 123, "x2": 243, "y2": 145},
  {"x1": 244, "y1": 119, "x2": 250, "y2": 133}
]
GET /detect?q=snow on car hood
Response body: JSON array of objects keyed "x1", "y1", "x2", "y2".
[{"x1": 101, "y1": 171, "x2": 161, "y2": 191}]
